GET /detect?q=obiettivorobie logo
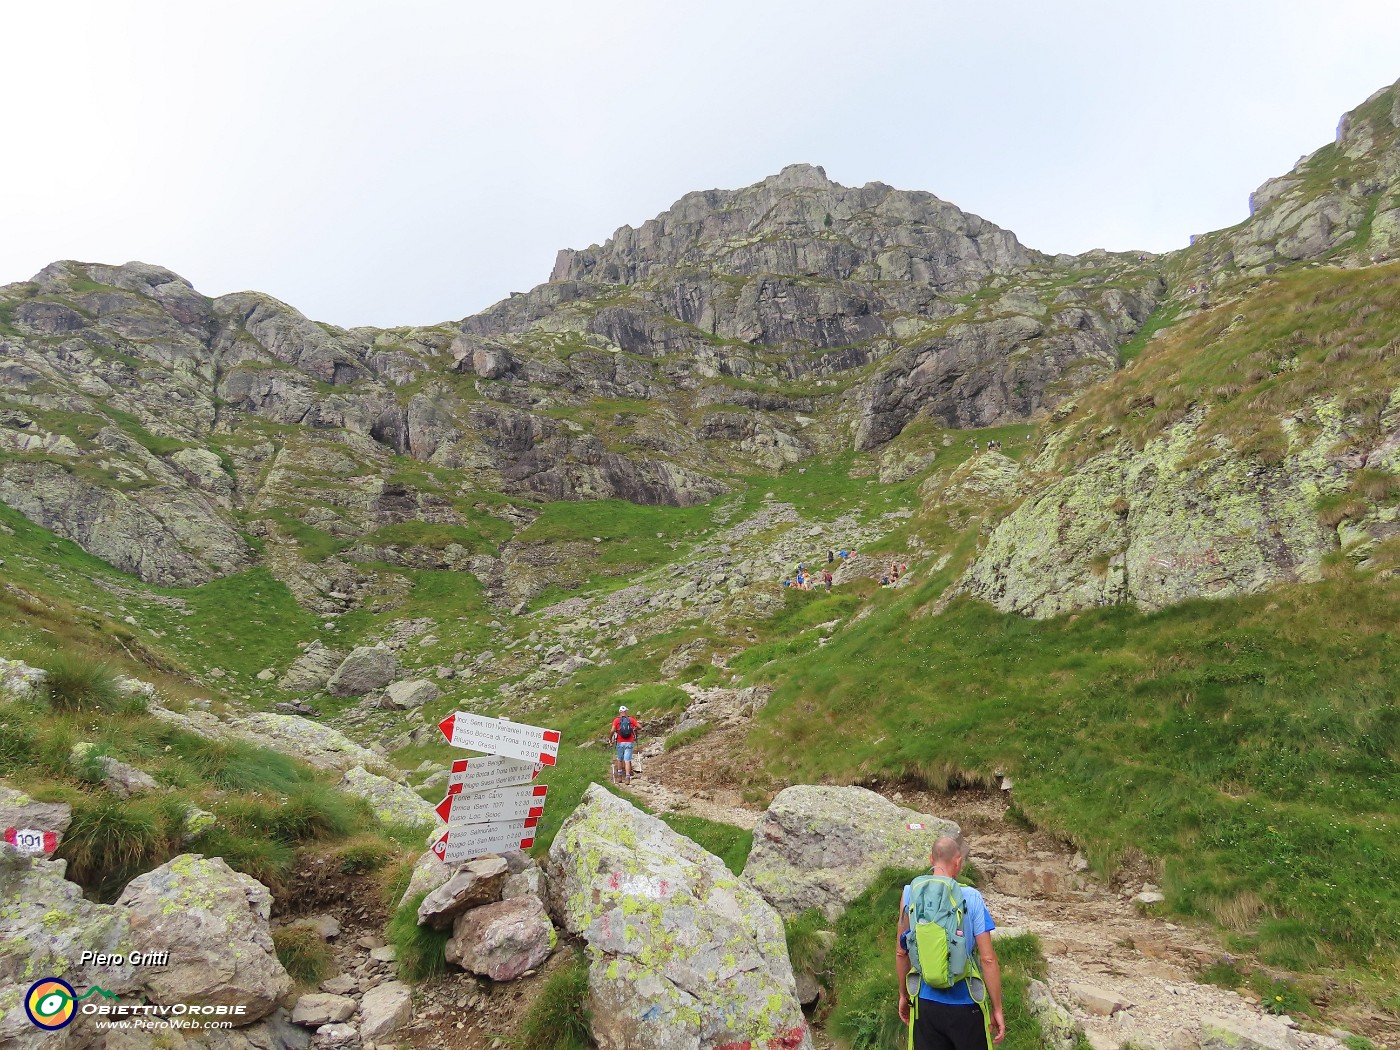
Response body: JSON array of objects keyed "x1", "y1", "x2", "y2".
[{"x1": 24, "y1": 979, "x2": 119, "y2": 1031}]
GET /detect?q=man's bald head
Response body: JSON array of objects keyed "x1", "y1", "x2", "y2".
[{"x1": 930, "y1": 834, "x2": 969, "y2": 866}]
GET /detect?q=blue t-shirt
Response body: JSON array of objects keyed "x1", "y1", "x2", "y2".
[{"x1": 901, "y1": 882, "x2": 994, "y2": 1006}]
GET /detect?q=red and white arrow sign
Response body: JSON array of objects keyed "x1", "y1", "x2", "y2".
[
  {"x1": 435, "y1": 784, "x2": 548, "y2": 827},
  {"x1": 4, "y1": 828, "x2": 58, "y2": 854},
  {"x1": 429, "y1": 818, "x2": 539, "y2": 864},
  {"x1": 438, "y1": 712, "x2": 561, "y2": 765},
  {"x1": 447, "y1": 755, "x2": 543, "y2": 795}
]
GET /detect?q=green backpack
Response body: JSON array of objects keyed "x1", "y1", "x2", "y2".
[{"x1": 905, "y1": 874, "x2": 978, "y2": 994}]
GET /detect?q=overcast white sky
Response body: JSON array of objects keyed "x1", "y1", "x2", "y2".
[{"x1": 4, "y1": 2, "x2": 1400, "y2": 328}]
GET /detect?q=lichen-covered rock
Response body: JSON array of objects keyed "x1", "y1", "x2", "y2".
[
  {"x1": 115, "y1": 854, "x2": 294, "y2": 1025},
  {"x1": 0, "y1": 657, "x2": 46, "y2": 698},
  {"x1": 417, "y1": 855, "x2": 509, "y2": 929},
  {"x1": 278, "y1": 642, "x2": 346, "y2": 692},
  {"x1": 341, "y1": 765, "x2": 438, "y2": 829},
  {"x1": 444, "y1": 895, "x2": 554, "y2": 981},
  {"x1": 1198, "y1": 1015, "x2": 1299, "y2": 1050},
  {"x1": 358, "y1": 980, "x2": 412, "y2": 1041},
  {"x1": 960, "y1": 415, "x2": 1338, "y2": 618},
  {"x1": 1025, "y1": 980, "x2": 1082, "y2": 1050},
  {"x1": 743, "y1": 785, "x2": 959, "y2": 920},
  {"x1": 0, "y1": 851, "x2": 143, "y2": 1048},
  {"x1": 550, "y1": 784, "x2": 810, "y2": 1050},
  {"x1": 327, "y1": 647, "x2": 398, "y2": 697},
  {"x1": 233, "y1": 713, "x2": 387, "y2": 773}
]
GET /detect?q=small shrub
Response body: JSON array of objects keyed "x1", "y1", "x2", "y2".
[
  {"x1": 386, "y1": 892, "x2": 451, "y2": 981},
  {"x1": 40, "y1": 653, "x2": 127, "y2": 713},
  {"x1": 784, "y1": 908, "x2": 832, "y2": 977},
  {"x1": 1197, "y1": 956, "x2": 1245, "y2": 990},
  {"x1": 273, "y1": 926, "x2": 334, "y2": 987},
  {"x1": 1342, "y1": 1036, "x2": 1376, "y2": 1050},
  {"x1": 192, "y1": 827, "x2": 295, "y2": 897},
  {"x1": 519, "y1": 950, "x2": 593, "y2": 1050}
]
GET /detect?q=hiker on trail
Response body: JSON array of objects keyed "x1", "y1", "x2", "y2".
[
  {"x1": 828, "y1": 550, "x2": 835, "y2": 563},
  {"x1": 611, "y1": 705, "x2": 640, "y2": 783},
  {"x1": 897, "y1": 834, "x2": 1006, "y2": 1048},
  {"x1": 823, "y1": 569, "x2": 833, "y2": 590}
]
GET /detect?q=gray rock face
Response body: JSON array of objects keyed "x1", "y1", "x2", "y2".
[
  {"x1": 0, "y1": 657, "x2": 46, "y2": 698},
  {"x1": 72, "y1": 743, "x2": 159, "y2": 798},
  {"x1": 235, "y1": 712, "x2": 387, "y2": 772},
  {"x1": 444, "y1": 895, "x2": 555, "y2": 981},
  {"x1": 357, "y1": 980, "x2": 412, "y2": 1041},
  {"x1": 398, "y1": 847, "x2": 454, "y2": 908},
  {"x1": 115, "y1": 854, "x2": 294, "y2": 1025},
  {"x1": 279, "y1": 642, "x2": 347, "y2": 691},
  {"x1": 417, "y1": 854, "x2": 510, "y2": 929},
  {"x1": 743, "y1": 785, "x2": 959, "y2": 920},
  {"x1": 960, "y1": 416, "x2": 1337, "y2": 618},
  {"x1": 549, "y1": 784, "x2": 810, "y2": 1050},
  {"x1": 327, "y1": 646, "x2": 398, "y2": 696},
  {"x1": 0, "y1": 851, "x2": 144, "y2": 1048},
  {"x1": 341, "y1": 765, "x2": 439, "y2": 829}
]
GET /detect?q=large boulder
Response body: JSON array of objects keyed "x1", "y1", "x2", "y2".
[
  {"x1": 0, "y1": 851, "x2": 144, "y2": 1049},
  {"x1": 115, "y1": 854, "x2": 294, "y2": 1025},
  {"x1": 550, "y1": 784, "x2": 810, "y2": 1050},
  {"x1": 743, "y1": 785, "x2": 959, "y2": 920},
  {"x1": 0, "y1": 657, "x2": 46, "y2": 698},
  {"x1": 385, "y1": 678, "x2": 440, "y2": 709},
  {"x1": 398, "y1": 848, "x2": 454, "y2": 908},
  {"x1": 417, "y1": 854, "x2": 510, "y2": 929},
  {"x1": 341, "y1": 766, "x2": 438, "y2": 829},
  {"x1": 444, "y1": 896, "x2": 555, "y2": 981},
  {"x1": 327, "y1": 646, "x2": 398, "y2": 697}
]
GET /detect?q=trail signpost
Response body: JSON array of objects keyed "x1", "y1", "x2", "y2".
[{"x1": 432, "y1": 711, "x2": 562, "y2": 864}]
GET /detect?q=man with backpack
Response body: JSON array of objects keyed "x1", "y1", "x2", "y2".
[
  {"x1": 896, "y1": 834, "x2": 1006, "y2": 1048},
  {"x1": 610, "y1": 705, "x2": 640, "y2": 783}
]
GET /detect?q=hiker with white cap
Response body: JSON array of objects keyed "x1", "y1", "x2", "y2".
[{"x1": 610, "y1": 705, "x2": 641, "y2": 783}]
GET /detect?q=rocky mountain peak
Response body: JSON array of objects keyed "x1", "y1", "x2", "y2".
[{"x1": 762, "y1": 162, "x2": 833, "y2": 190}]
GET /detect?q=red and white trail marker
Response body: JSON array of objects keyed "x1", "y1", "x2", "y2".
[
  {"x1": 435, "y1": 784, "x2": 549, "y2": 828},
  {"x1": 438, "y1": 712, "x2": 561, "y2": 766},
  {"x1": 430, "y1": 818, "x2": 539, "y2": 864},
  {"x1": 4, "y1": 828, "x2": 58, "y2": 854},
  {"x1": 446, "y1": 755, "x2": 543, "y2": 795}
]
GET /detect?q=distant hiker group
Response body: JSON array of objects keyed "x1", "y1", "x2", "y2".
[
  {"x1": 968, "y1": 439, "x2": 1005, "y2": 451},
  {"x1": 880, "y1": 561, "x2": 908, "y2": 587},
  {"x1": 783, "y1": 549, "x2": 849, "y2": 590}
]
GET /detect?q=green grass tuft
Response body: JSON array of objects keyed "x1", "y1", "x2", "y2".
[
  {"x1": 39, "y1": 652, "x2": 133, "y2": 713},
  {"x1": 273, "y1": 926, "x2": 335, "y2": 987},
  {"x1": 519, "y1": 950, "x2": 595, "y2": 1050},
  {"x1": 386, "y1": 892, "x2": 452, "y2": 981}
]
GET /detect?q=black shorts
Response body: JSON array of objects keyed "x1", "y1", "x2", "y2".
[{"x1": 911, "y1": 999, "x2": 988, "y2": 1050}]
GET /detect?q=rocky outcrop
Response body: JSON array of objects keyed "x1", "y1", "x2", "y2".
[
  {"x1": 233, "y1": 713, "x2": 387, "y2": 773},
  {"x1": 0, "y1": 851, "x2": 145, "y2": 1048},
  {"x1": 960, "y1": 416, "x2": 1339, "y2": 618},
  {"x1": 115, "y1": 854, "x2": 294, "y2": 1025},
  {"x1": 278, "y1": 642, "x2": 346, "y2": 692},
  {"x1": 743, "y1": 785, "x2": 959, "y2": 920},
  {"x1": 549, "y1": 784, "x2": 810, "y2": 1050}
]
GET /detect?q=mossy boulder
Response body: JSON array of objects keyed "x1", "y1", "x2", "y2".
[
  {"x1": 341, "y1": 765, "x2": 439, "y2": 830},
  {"x1": 549, "y1": 784, "x2": 810, "y2": 1050}
]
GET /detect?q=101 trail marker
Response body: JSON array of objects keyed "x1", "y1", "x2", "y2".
[{"x1": 438, "y1": 712, "x2": 560, "y2": 766}]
